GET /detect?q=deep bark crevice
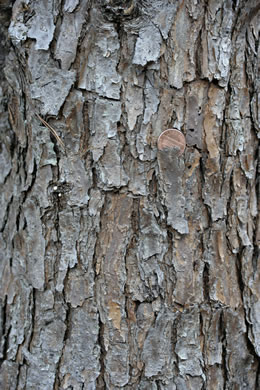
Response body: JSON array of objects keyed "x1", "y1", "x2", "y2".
[
  {"x1": 219, "y1": 310, "x2": 228, "y2": 388},
  {"x1": 0, "y1": 296, "x2": 8, "y2": 366},
  {"x1": 96, "y1": 313, "x2": 106, "y2": 390}
]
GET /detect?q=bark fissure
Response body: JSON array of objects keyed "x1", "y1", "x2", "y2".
[
  {"x1": 96, "y1": 313, "x2": 106, "y2": 390},
  {"x1": 0, "y1": 296, "x2": 9, "y2": 366}
]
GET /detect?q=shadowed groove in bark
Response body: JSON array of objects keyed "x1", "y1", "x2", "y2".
[
  {"x1": 0, "y1": 296, "x2": 8, "y2": 365},
  {"x1": 219, "y1": 309, "x2": 228, "y2": 388},
  {"x1": 96, "y1": 314, "x2": 106, "y2": 390}
]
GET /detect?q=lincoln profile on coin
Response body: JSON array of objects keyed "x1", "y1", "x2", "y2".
[{"x1": 158, "y1": 129, "x2": 186, "y2": 155}]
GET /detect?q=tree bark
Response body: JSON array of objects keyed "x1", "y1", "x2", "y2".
[{"x1": 0, "y1": 0, "x2": 259, "y2": 389}]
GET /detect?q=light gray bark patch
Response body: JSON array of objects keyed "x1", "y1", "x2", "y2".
[
  {"x1": 59, "y1": 301, "x2": 100, "y2": 389},
  {"x1": 203, "y1": 172, "x2": 226, "y2": 222},
  {"x1": 29, "y1": 50, "x2": 75, "y2": 116},
  {"x1": 59, "y1": 156, "x2": 91, "y2": 207},
  {"x1": 175, "y1": 376, "x2": 204, "y2": 390},
  {"x1": 135, "y1": 199, "x2": 167, "y2": 298},
  {"x1": 167, "y1": 2, "x2": 203, "y2": 89},
  {"x1": 8, "y1": 19, "x2": 27, "y2": 44},
  {"x1": 105, "y1": 343, "x2": 130, "y2": 387},
  {"x1": 158, "y1": 149, "x2": 189, "y2": 234},
  {"x1": 0, "y1": 142, "x2": 11, "y2": 184},
  {"x1": 143, "y1": 79, "x2": 160, "y2": 125},
  {"x1": 0, "y1": 187, "x2": 12, "y2": 237},
  {"x1": 138, "y1": 379, "x2": 159, "y2": 390},
  {"x1": 97, "y1": 139, "x2": 129, "y2": 189},
  {"x1": 55, "y1": 1, "x2": 89, "y2": 69},
  {"x1": 64, "y1": 0, "x2": 80, "y2": 13},
  {"x1": 29, "y1": 119, "x2": 56, "y2": 169},
  {"x1": 175, "y1": 310, "x2": 204, "y2": 377},
  {"x1": 30, "y1": 66, "x2": 75, "y2": 116},
  {"x1": 126, "y1": 246, "x2": 151, "y2": 302},
  {"x1": 24, "y1": 320, "x2": 66, "y2": 389},
  {"x1": 38, "y1": 131, "x2": 57, "y2": 167},
  {"x1": 151, "y1": 0, "x2": 177, "y2": 39},
  {"x1": 20, "y1": 289, "x2": 67, "y2": 389},
  {"x1": 89, "y1": 98, "x2": 121, "y2": 162},
  {"x1": 133, "y1": 24, "x2": 162, "y2": 66},
  {"x1": 225, "y1": 33, "x2": 252, "y2": 155},
  {"x1": 127, "y1": 160, "x2": 151, "y2": 196},
  {"x1": 225, "y1": 116, "x2": 250, "y2": 156},
  {"x1": 27, "y1": 0, "x2": 55, "y2": 50},
  {"x1": 56, "y1": 208, "x2": 80, "y2": 292},
  {"x1": 201, "y1": 0, "x2": 233, "y2": 86},
  {"x1": 8, "y1": 0, "x2": 29, "y2": 45},
  {"x1": 31, "y1": 165, "x2": 52, "y2": 210},
  {"x1": 4, "y1": 281, "x2": 31, "y2": 360},
  {"x1": 77, "y1": 191, "x2": 104, "y2": 273},
  {"x1": 78, "y1": 24, "x2": 121, "y2": 99},
  {"x1": 134, "y1": 79, "x2": 159, "y2": 160},
  {"x1": 142, "y1": 308, "x2": 176, "y2": 378},
  {"x1": 136, "y1": 122, "x2": 157, "y2": 162},
  {"x1": 65, "y1": 267, "x2": 93, "y2": 308},
  {"x1": 124, "y1": 76, "x2": 144, "y2": 131},
  {"x1": 138, "y1": 198, "x2": 167, "y2": 261},
  {"x1": 23, "y1": 200, "x2": 45, "y2": 290},
  {"x1": 88, "y1": 188, "x2": 104, "y2": 217},
  {"x1": 139, "y1": 257, "x2": 164, "y2": 299}
]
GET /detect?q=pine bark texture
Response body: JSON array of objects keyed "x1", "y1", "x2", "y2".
[{"x1": 0, "y1": 0, "x2": 259, "y2": 389}]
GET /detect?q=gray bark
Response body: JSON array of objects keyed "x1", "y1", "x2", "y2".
[{"x1": 0, "y1": 0, "x2": 259, "y2": 389}]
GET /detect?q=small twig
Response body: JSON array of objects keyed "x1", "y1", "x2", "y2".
[
  {"x1": 36, "y1": 113, "x2": 65, "y2": 150},
  {"x1": 8, "y1": 105, "x2": 16, "y2": 129}
]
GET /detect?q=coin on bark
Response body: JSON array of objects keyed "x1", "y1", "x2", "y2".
[{"x1": 157, "y1": 129, "x2": 186, "y2": 155}]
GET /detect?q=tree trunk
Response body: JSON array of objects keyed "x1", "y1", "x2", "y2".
[{"x1": 0, "y1": 0, "x2": 259, "y2": 389}]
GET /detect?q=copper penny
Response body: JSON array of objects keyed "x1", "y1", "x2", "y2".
[{"x1": 157, "y1": 129, "x2": 186, "y2": 155}]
